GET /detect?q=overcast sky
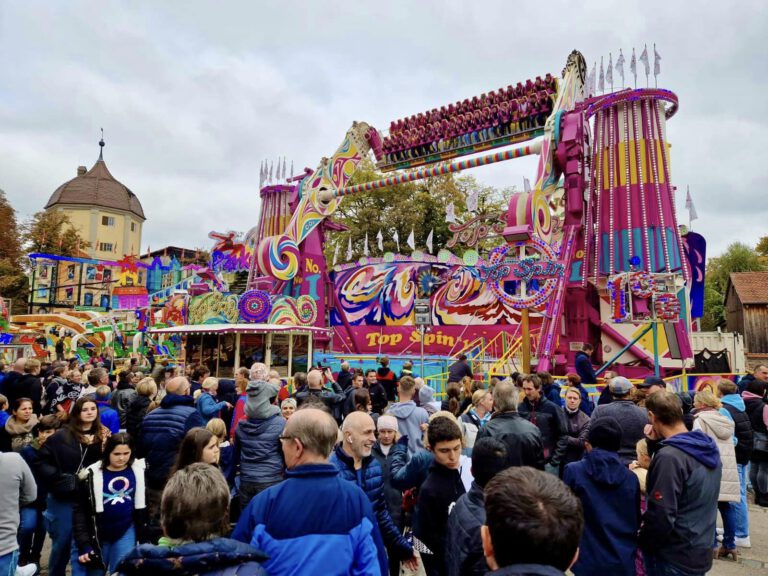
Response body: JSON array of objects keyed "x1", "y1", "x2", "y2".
[{"x1": 1, "y1": 1, "x2": 765, "y2": 259}]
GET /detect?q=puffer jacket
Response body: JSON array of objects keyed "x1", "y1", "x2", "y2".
[
  {"x1": 371, "y1": 442, "x2": 403, "y2": 530},
  {"x1": 693, "y1": 409, "x2": 739, "y2": 502},
  {"x1": 112, "y1": 383, "x2": 137, "y2": 429},
  {"x1": 330, "y1": 445, "x2": 413, "y2": 560},
  {"x1": 721, "y1": 394, "x2": 753, "y2": 465},
  {"x1": 117, "y1": 537, "x2": 267, "y2": 575},
  {"x1": 234, "y1": 414, "x2": 284, "y2": 485},
  {"x1": 137, "y1": 394, "x2": 205, "y2": 489}
]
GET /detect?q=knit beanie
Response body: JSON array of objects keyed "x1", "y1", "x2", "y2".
[
  {"x1": 245, "y1": 379, "x2": 281, "y2": 419},
  {"x1": 377, "y1": 415, "x2": 399, "y2": 433},
  {"x1": 587, "y1": 416, "x2": 622, "y2": 452}
]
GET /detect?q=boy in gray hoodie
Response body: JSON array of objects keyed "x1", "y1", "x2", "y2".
[{"x1": 386, "y1": 376, "x2": 428, "y2": 455}]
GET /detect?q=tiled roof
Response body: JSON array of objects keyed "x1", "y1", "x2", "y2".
[
  {"x1": 45, "y1": 159, "x2": 145, "y2": 220},
  {"x1": 729, "y1": 272, "x2": 768, "y2": 304}
]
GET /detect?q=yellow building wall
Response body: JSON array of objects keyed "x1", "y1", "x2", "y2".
[{"x1": 53, "y1": 206, "x2": 143, "y2": 259}]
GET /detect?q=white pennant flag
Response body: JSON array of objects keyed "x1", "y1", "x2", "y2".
[
  {"x1": 587, "y1": 62, "x2": 596, "y2": 96},
  {"x1": 290, "y1": 160, "x2": 294, "y2": 180},
  {"x1": 407, "y1": 229, "x2": 415, "y2": 251},
  {"x1": 466, "y1": 189, "x2": 479, "y2": 212},
  {"x1": 616, "y1": 49, "x2": 625, "y2": 86},
  {"x1": 630, "y1": 48, "x2": 637, "y2": 87},
  {"x1": 376, "y1": 229, "x2": 383, "y2": 251},
  {"x1": 283, "y1": 157, "x2": 287, "y2": 180},
  {"x1": 445, "y1": 202, "x2": 456, "y2": 223},
  {"x1": 523, "y1": 177, "x2": 531, "y2": 193},
  {"x1": 332, "y1": 243, "x2": 339, "y2": 266},
  {"x1": 606, "y1": 52, "x2": 613, "y2": 89},
  {"x1": 426, "y1": 229, "x2": 434, "y2": 254},
  {"x1": 363, "y1": 233, "x2": 369, "y2": 257},
  {"x1": 259, "y1": 161, "x2": 264, "y2": 188},
  {"x1": 346, "y1": 236, "x2": 353, "y2": 261},
  {"x1": 653, "y1": 44, "x2": 661, "y2": 77},
  {"x1": 269, "y1": 161, "x2": 273, "y2": 182},
  {"x1": 685, "y1": 186, "x2": 698, "y2": 223},
  {"x1": 639, "y1": 45, "x2": 650, "y2": 77},
  {"x1": 598, "y1": 56, "x2": 605, "y2": 93},
  {"x1": 392, "y1": 230, "x2": 400, "y2": 252}
]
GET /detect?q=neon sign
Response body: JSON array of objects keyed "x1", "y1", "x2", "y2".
[{"x1": 513, "y1": 258, "x2": 565, "y2": 283}]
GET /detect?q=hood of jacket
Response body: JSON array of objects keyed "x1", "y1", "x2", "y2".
[
  {"x1": 582, "y1": 448, "x2": 628, "y2": 487},
  {"x1": 721, "y1": 393, "x2": 745, "y2": 411},
  {"x1": 117, "y1": 537, "x2": 267, "y2": 575},
  {"x1": 662, "y1": 430, "x2": 720, "y2": 469},
  {"x1": 695, "y1": 409, "x2": 735, "y2": 442},
  {"x1": 387, "y1": 400, "x2": 418, "y2": 418},
  {"x1": 742, "y1": 390, "x2": 766, "y2": 401},
  {"x1": 419, "y1": 385, "x2": 435, "y2": 405},
  {"x1": 159, "y1": 393, "x2": 195, "y2": 409},
  {"x1": 245, "y1": 379, "x2": 280, "y2": 419}
]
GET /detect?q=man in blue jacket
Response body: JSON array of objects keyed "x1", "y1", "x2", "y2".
[
  {"x1": 331, "y1": 411, "x2": 416, "y2": 573},
  {"x1": 564, "y1": 417, "x2": 640, "y2": 576},
  {"x1": 639, "y1": 391, "x2": 722, "y2": 576},
  {"x1": 233, "y1": 408, "x2": 387, "y2": 576},
  {"x1": 138, "y1": 377, "x2": 204, "y2": 516}
]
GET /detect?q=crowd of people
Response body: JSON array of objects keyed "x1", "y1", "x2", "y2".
[
  {"x1": 381, "y1": 75, "x2": 558, "y2": 164},
  {"x1": 0, "y1": 349, "x2": 766, "y2": 576}
]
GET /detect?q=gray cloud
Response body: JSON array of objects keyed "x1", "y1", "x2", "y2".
[{"x1": 1, "y1": 0, "x2": 766, "y2": 258}]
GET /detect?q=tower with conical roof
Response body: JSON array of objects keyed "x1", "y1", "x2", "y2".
[{"x1": 44, "y1": 135, "x2": 145, "y2": 259}]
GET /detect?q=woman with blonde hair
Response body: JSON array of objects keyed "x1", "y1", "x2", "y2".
[
  {"x1": 126, "y1": 378, "x2": 158, "y2": 441},
  {"x1": 693, "y1": 389, "x2": 740, "y2": 561}
]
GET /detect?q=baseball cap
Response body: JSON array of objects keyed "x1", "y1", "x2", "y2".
[
  {"x1": 608, "y1": 376, "x2": 632, "y2": 395},
  {"x1": 637, "y1": 375, "x2": 665, "y2": 389}
]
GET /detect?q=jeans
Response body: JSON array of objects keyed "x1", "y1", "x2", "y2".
[
  {"x1": 644, "y1": 555, "x2": 705, "y2": 576},
  {"x1": 71, "y1": 525, "x2": 136, "y2": 575},
  {"x1": 44, "y1": 495, "x2": 75, "y2": 576},
  {"x1": 0, "y1": 550, "x2": 19, "y2": 576},
  {"x1": 733, "y1": 463, "x2": 749, "y2": 538},
  {"x1": 716, "y1": 501, "x2": 737, "y2": 550},
  {"x1": 17, "y1": 506, "x2": 37, "y2": 549}
]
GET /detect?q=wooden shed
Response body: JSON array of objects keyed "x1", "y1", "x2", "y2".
[{"x1": 724, "y1": 272, "x2": 768, "y2": 361}]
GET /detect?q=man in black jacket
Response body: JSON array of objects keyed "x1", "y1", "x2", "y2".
[
  {"x1": 445, "y1": 437, "x2": 509, "y2": 576},
  {"x1": 518, "y1": 374, "x2": 568, "y2": 474},
  {"x1": 476, "y1": 379, "x2": 545, "y2": 469},
  {"x1": 639, "y1": 391, "x2": 722, "y2": 575},
  {"x1": 414, "y1": 416, "x2": 466, "y2": 576}
]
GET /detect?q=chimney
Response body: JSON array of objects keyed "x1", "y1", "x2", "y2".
[{"x1": 77, "y1": 166, "x2": 87, "y2": 175}]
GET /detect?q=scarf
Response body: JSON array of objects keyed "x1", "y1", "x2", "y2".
[{"x1": 5, "y1": 414, "x2": 38, "y2": 435}]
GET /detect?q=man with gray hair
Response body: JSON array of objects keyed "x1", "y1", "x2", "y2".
[
  {"x1": 476, "y1": 379, "x2": 544, "y2": 469},
  {"x1": 589, "y1": 376, "x2": 648, "y2": 465},
  {"x1": 337, "y1": 361, "x2": 353, "y2": 391},
  {"x1": 233, "y1": 408, "x2": 388, "y2": 576}
]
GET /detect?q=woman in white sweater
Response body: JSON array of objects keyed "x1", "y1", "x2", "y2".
[{"x1": 692, "y1": 389, "x2": 739, "y2": 561}]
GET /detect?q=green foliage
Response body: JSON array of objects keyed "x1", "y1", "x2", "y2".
[
  {"x1": 701, "y1": 241, "x2": 766, "y2": 330},
  {"x1": 0, "y1": 190, "x2": 28, "y2": 313},
  {"x1": 21, "y1": 209, "x2": 91, "y2": 258},
  {"x1": 323, "y1": 159, "x2": 507, "y2": 265}
]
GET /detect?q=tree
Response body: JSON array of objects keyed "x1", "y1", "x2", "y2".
[
  {"x1": 700, "y1": 241, "x2": 766, "y2": 330},
  {"x1": 0, "y1": 190, "x2": 29, "y2": 314},
  {"x1": 21, "y1": 209, "x2": 91, "y2": 258},
  {"x1": 322, "y1": 159, "x2": 507, "y2": 265}
]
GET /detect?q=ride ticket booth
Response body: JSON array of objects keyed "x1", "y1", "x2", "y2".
[{"x1": 148, "y1": 323, "x2": 328, "y2": 379}]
